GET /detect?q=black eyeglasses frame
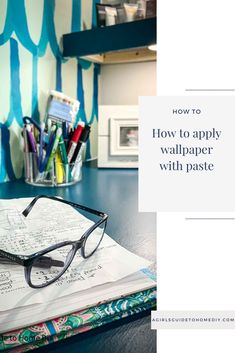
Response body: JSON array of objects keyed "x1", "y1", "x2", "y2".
[{"x1": 0, "y1": 195, "x2": 108, "y2": 289}]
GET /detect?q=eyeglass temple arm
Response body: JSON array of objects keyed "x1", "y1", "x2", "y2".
[
  {"x1": 0, "y1": 249, "x2": 64, "y2": 268},
  {"x1": 0, "y1": 249, "x2": 24, "y2": 266},
  {"x1": 22, "y1": 195, "x2": 108, "y2": 219}
]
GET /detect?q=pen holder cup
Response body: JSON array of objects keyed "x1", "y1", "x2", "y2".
[{"x1": 24, "y1": 152, "x2": 82, "y2": 187}]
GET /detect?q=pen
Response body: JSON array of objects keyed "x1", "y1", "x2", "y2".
[
  {"x1": 42, "y1": 123, "x2": 56, "y2": 147},
  {"x1": 48, "y1": 124, "x2": 56, "y2": 142},
  {"x1": 67, "y1": 122, "x2": 85, "y2": 163},
  {"x1": 62, "y1": 121, "x2": 68, "y2": 139},
  {"x1": 45, "y1": 127, "x2": 62, "y2": 172},
  {"x1": 39, "y1": 128, "x2": 56, "y2": 173},
  {"x1": 23, "y1": 116, "x2": 43, "y2": 168}
]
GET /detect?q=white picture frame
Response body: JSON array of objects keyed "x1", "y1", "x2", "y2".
[
  {"x1": 98, "y1": 105, "x2": 138, "y2": 168},
  {"x1": 110, "y1": 118, "x2": 138, "y2": 156}
]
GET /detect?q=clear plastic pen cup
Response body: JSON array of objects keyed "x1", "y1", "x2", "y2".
[{"x1": 24, "y1": 152, "x2": 82, "y2": 187}]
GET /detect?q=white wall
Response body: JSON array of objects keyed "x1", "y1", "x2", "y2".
[{"x1": 99, "y1": 61, "x2": 156, "y2": 105}]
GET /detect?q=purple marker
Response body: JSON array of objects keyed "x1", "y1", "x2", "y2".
[{"x1": 26, "y1": 125, "x2": 37, "y2": 153}]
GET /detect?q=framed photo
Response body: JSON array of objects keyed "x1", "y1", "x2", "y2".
[
  {"x1": 110, "y1": 118, "x2": 138, "y2": 156},
  {"x1": 98, "y1": 105, "x2": 138, "y2": 168}
]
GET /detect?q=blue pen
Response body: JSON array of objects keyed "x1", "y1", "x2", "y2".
[
  {"x1": 39, "y1": 128, "x2": 56, "y2": 173},
  {"x1": 62, "y1": 121, "x2": 67, "y2": 139}
]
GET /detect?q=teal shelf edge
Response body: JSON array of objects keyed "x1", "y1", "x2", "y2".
[{"x1": 62, "y1": 17, "x2": 156, "y2": 58}]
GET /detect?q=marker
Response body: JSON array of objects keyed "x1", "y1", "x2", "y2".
[
  {"x1": 71, "y1": 125, "x2": 91, "y2": 178},
  {"x1": 45, "y1": 127, "x2": 62, "y2": 172},
  {"x1": 68, "y1": 126, "x2": 74, "y2": 138},
  {"x1": 26, "y1": 125, "x2": 37, "y2": 153},
  {"x1": 71, "y1": 125, "x2": 91, "y2": 163},
  {"x1": 23, "y1": 117, "x2": 44, "y2": 161},
  {"x1": 55, "y1": 151, "x2": 64, "y2": 184},
  {"x1": 58, "y1": 134, "x2": 70, "y2": 183},
  {"x1": 67, "y1": 122, "x2": 85, "y2": 163}
]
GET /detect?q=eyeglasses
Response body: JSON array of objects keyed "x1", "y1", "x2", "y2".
[{"x1": 0, "y1": 195, "x2": 108, "y2": 289}]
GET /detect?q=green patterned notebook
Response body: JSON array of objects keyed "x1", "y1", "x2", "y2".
[{"x1": 0, "y1": 288, "x2": 156, "y2": 352}]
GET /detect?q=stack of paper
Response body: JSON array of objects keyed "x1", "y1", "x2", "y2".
[{"x1": 0, "y1": 198, "x2": 156, "y2": 352}]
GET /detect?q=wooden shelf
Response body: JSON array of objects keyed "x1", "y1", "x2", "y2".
[
  {"x1": 81, "y1": 47, "x2": 156, "y2": 64},
  {"x1": 62, "y1": 17, "x2": 156, "y2": 63}
]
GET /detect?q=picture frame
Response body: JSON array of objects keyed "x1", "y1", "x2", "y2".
[
  {"x1": 98, "y1": 105, "x2": 138, "y2": 168},
  {"x1": 110, "y1": 118, "x2": 138, "y2": 156}
]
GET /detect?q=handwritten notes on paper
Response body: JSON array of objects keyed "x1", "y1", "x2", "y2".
[{"x1": 0, "y1": 198, "x2": 151, "y2": 311}]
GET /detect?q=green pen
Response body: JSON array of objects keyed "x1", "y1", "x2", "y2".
[
  {"x1": 58, "y1": 134, "x2": 71, "y2": 183},
  {"x1": 45, "y1": 128, "x2": 62, "y2": 172}
]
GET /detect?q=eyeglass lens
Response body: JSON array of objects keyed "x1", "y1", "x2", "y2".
[
  {"x1": 30, "y1": 244, "x2": 74, "y2": 287},
  {"x1": 83, "y1": 221, "x2": 106, "y2": 258}
]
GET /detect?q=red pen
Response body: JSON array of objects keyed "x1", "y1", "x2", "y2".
[{"x1": 67, "y1": 122, "x2": 85, "y2": 163}]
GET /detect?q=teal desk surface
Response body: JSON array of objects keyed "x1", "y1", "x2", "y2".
[{"x1": 0, "y1": 161, "x2": 156, "y2": 353}]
